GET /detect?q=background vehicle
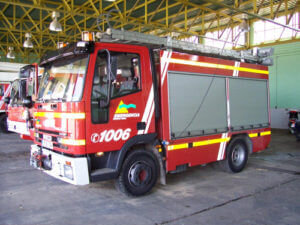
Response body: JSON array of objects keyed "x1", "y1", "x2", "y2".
[
  {"x1": 0, "y1": 82, "x2": 11, "y2": 132},
  {"x1": 30, "y1": 29, "x2": 272, "y2": 196},
  {"x1": 287, "y1": 109, "x2": 299, "y2": 134},
  {"x1": 6, "y1": 64, "x2": 42, "y2": 139},
  {"x1": 0, "y1": 63, "x2": 23, "y2": 132}
]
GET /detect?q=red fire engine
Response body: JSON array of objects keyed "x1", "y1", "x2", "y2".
[
  {"x1": 0, "y1": 82, "x2": 11, "y2": 132},
  {"x1": 30, "y1": 29, "x2": 272, "y2": 196},
  {"x1": 0, "y1": 64, "x2": 22, "y2": 132},
  {"x1": 6, "y1": 64, "x2": 41, "y2": 140}
]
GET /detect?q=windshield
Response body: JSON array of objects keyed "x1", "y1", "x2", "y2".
[
  {"x1": 10, "y1": 79, "x2": 24, "y2": 105},
  {"x1": 38, "y1": 56, "x2": 88, "y2": 102}
]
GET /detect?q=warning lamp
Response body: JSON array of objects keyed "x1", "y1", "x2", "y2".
[
  {"x1": 57, "y1": 42, "x2": 67, "y2": 49},
  {"x1": 81, "y1": 31, "x2": 95, "y2": 42},
  {"x1": 96, "y1": 152, "x2": 104, "y2": 157}
]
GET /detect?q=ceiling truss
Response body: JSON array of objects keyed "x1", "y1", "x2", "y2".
[{"x1": 0, "y1": 0, "x2": 299, "y2": 62}]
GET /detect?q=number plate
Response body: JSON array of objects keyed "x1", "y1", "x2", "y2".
[
  {"x1": 42, "y1": 140, "x2": 53, "y2": 149},
  {"x1": 43, "y1": 134, "x2": 52, "y2": 141}
]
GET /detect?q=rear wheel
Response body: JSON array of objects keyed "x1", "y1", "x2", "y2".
[
  {"x1": 0, "y1": 114, "x2": 8, "y2": 133},
  {"x1": 219, "y1": 137, "x2": 249, "y2": 173},
  {"x1": 115, "y1": 149, "x2": 159, "y2": 197}
]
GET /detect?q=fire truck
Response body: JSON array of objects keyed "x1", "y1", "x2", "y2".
[
  {"x1": 0, "y1": 63, "x2": 23, "y2": 132},
  {"x1": 0, "y1": 82, "x2": 11, "y2": 132},
  {"x1": 30, "y1": 29, "x2": 272, "y2": 196},
  {"x1": 6, "y1": 64, "x2": 41, "y2": 140}
]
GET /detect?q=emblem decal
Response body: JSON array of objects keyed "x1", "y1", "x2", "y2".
[{"x1": 113, "y1": 100, "x2": 140, "y2": 120}]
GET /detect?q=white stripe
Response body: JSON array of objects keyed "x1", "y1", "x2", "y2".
[
  {"x1": 138, "y1": 85, "x2": 154, "y2": 135},
  {"x1": 161, "y1": 50, "x2": 172, "y2": 85},
  {"x1": 226, "y1": 78, "x2": 231, "y2": 129},
  {"x1": 233, "y1": 61, "x2": 240, "y2": 77},
  {"x1": 217, "y1": 133, "x2": 227, "y2": 160},
  {"x1": 144, "y1": 102, "x2": 155, "y2": 134},
  {"x1": 220, "y1": 133, "x2": 228, "y2": 160}
]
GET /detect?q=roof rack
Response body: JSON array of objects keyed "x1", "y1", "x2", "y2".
[{"x1": 97, "y1": 28, "x2": 273, "y2": 65}]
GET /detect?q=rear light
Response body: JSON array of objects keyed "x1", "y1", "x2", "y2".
[
  {"x1": 81, "y1": 31, "x2": 94, "y2": 41},
  {"x1": 65, "y1": 161, "x2": 71, "y2": 166}
]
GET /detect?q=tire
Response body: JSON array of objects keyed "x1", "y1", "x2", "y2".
[
  {"x1": 219, "y1": 137, "x2": 249, "y2": 173},
  {"x1": 115, "y1": 149, "x2": 159, "y2": 197},
  {"x1": 0, "y1": 114, "x2": 8, "y2": 133}
]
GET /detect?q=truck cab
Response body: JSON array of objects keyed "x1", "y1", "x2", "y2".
[{"x1": 7, "y1": 64, "x2": 41, "y2": 139}]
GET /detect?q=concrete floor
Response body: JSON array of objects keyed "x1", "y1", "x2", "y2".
[{"x1": 0, "y1": 129, "x2": 299, "y2": 225}]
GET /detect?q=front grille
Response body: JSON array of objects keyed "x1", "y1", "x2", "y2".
[
  {"x1": 36, "y1": 128, "x2": 60, "y2": 135},
  {"x1": 36, "y1": 130, "x2": 68, "y2": 150}
]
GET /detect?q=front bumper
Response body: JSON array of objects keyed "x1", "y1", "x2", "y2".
[
  {"x1": 30, "y1": 144, "x2": 89, "y2": 185},
  {"x1": 7, "y1": 119, "x2": 30, "y2": 135}
]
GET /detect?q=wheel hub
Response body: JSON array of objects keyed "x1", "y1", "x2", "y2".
[
  {"x1": 128, "y1": 161, "x2": 152, "y2": 186},
  {"x1": 231, "y1": 144, "x2": 246, "y2": 167}
]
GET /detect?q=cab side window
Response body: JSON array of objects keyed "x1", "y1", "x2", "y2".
[
  {"x1": 91, "y1": 51, "x2": 142, "y2": 124},
  {"x1": 111, "y1": 52, "x2": 141, "y2": 98},
  {"x1": 0, "y1": 85, "x2": 4, "y2": 96},
  {"x1": 91, "y1": 52, "x2": 109, "y2": 124}
]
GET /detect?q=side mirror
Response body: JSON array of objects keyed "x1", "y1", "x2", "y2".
[
  {"x1": 4, "y1": 97, "x2": 10, "y2": 104},
  {"x1": 0, "y1": 89, "x2": 4, "y2": 97},
  {"x1": 22, "y1": 96, "x2": 33, "y2": 108}
]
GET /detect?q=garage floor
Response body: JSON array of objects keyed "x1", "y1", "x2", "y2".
[{"x1": 0, "y1": 129, "x2": 299, "y2": 225}]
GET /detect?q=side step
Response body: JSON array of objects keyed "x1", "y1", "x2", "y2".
[{"x1": 90, "y1": 168, "x2": 118, "y2": 182}]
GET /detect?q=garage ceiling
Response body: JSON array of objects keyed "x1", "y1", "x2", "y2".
[{"x1": 0, "y1": 0, "x2": 299, "y2": 61}]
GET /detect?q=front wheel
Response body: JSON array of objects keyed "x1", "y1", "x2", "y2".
[
  {"x1": 219, "y1": 137, "x2": 249, "y2": 173},
  {"x1": 115, "y1": 149, "x2": 159, "y2": 197},
  {"x1": 0, "y1": 114, "x2": 8, "y2": 133}
]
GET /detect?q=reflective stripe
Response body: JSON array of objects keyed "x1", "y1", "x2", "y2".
[
  {"x1": 34, "y1": 112, "x2": 85, "y2": 119},
  {"x1": 261, "y1": 131, "x2": 271, "y2": 136},
  {"x1": 167, "y1": 143, "x2": 189, "y2": 151},
  {"x1": 249, "y1": 133, "x2": 258, "y2": 138},
  {"x1": 167, "y1": 130, "x2": 271, "y2": 151},
  {"x1": 168, "y1": 58, "x2": 269, "y2": 75},
  {"x1": 193, "y1": 137, "x2": 230, "y2": 147},
  {"x1": 249, "y1": 131, "x2": 271, "y2": 138},
  {"x1": 61, "y1": 139, "x2": 86, "y2": 146}
]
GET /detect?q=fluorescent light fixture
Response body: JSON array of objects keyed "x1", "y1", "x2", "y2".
[
  {"x1": 7, "y1": 47, "x2": 15, "y2": 59},
  {"x1": 23, "y1": 33, "x2": 33, "y2": 48},
  {"x1": 49, "y1": 11, "x2": 62, "y2": 32}
]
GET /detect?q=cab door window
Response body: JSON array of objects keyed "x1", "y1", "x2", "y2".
[
  {"x1": 111, "y1": 52, "x2": 141, "y2": 98},
  {"x1": 0, "y1": 85, "x2": 4, "y2": 96},
  {"x1": 91, "y1": 51, "x2": 141, "y2": 124},
  {"x1": 91, "y1": 52, "x2": 109, "y2": 124}
]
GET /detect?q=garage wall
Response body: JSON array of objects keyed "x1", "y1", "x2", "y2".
[{"x1": 268, "y1": 42, "x2": 300, "y2": 129}]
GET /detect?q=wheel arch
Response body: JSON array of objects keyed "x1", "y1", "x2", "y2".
[
  {"x1": 228, "y1": 133, "x2": 253, "y2": 155},
  {"x1": 116, "y1": 133, "x2": 157, "y2": 172}
]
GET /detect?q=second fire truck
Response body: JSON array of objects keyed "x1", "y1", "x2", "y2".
[
  {"x1": 30, "y1": 29, "x2": 272, "y2": 196},
  {"x1": 6, "y1": 64, "x2": 42, "y2": 140}
]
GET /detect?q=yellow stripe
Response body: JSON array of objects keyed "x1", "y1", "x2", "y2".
[
  {"x1": 249, "y1": 133, "x2": 258, "y2": 138},
  {"x1": 61, "y1": 139, "x2": 86, "y2": 146},
  {"x1": 167, "y1": 143, "x2": 189, "y2": 151},
  {"x1": 261, "y1": 131, "x2": 271, "y2": 136},
  {"x1": 34, "y1": 112, "x2": 85, "y2": 119},
  {"x1": 193, "y1": 137, "x2": 230, "y2": 147},
  {"x1": 168, "y1": 58, "x2": 269, "y2": 75}
]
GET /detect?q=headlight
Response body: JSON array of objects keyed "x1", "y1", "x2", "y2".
[
  {"x1": 57, "y1": 137, "x2": 62, "y2": 144},
  {"x1": 22, "y1": 110, "x2": 30, "y2": 120},
  {"x1": 64, "y1": 165, "x2": 73, "y2": 180}
]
